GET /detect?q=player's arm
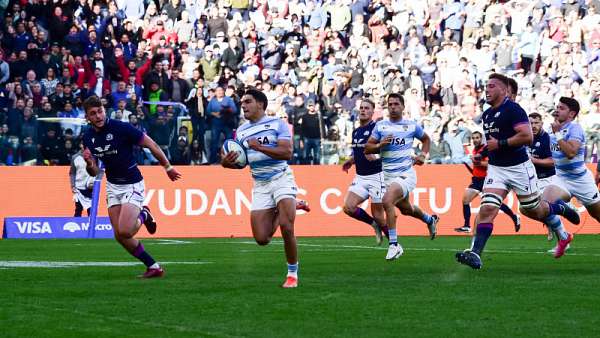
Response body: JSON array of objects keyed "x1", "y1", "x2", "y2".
[
  {"x1": 364, "y1": 135, "x2": 391, "y2": 154},
  {"x1": 139, "y1": 134, "x2": 182, "y2": 181},
  {"x1": 221, "y1": 149, "x2": 242, "y2": 169},
  {"x1": 488, "y1": 123, "x2": 533, "y2": 151},
  {"x1": 342, "y1": 155, "x2": 354, "y2": 173},
  {"x1": 414, "y1": 132, "x2": 431, "y2": 165},
  {"x1": 555, "y1": 138, "x2": 581, "y2": 160},
  {"x1": 82, "y1": 148, "x2": 100, "y2": 177},
  {"x1": 69, "y1": 160, "x2": 77, "y2": 193},
  {"x1": 247, "y1": 138, "x2": 293, "y2": 160},
  {"x1": 530, "y1": 156, "x2": 554, "y2": 167}
]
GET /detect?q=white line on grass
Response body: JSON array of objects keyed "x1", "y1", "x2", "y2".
[
  {"x1": 148, "y1": 239, "x2": 194, "y2": 245},
  {"x1": 0, "y1": 261, "x2": 213, "y2": 268},
  {"x1": 214, "y1": 241, "x2": 600, "y2": 257}
]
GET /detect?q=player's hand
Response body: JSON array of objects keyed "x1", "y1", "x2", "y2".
[
  {"x1": 342, "y1": 160, "x2": 353, "y2": 173},
  {"x1": 220, "y1": 150, "x2": 239, "y2": 169},
  {"x1": 365, "y1": 154, "x2": 379, "y2": 161},
  {"x1": 166, "y1": 167, "x2": 182, "y2": 181},
  {"x1": 551, "y1": 121, "x2": 561, "y2": 133},
  {"x1": 487, "y1": 137, "x2": 499, "y2": 151},
  {"x1": 413, "y1": 153, "x2": 426, "y2": 166},
  {"x1": 72, "y1": 193, "x2": 78, "y2": 202},
  {"x1": 82, "y1": 148, "x2": 95, "y2": 165},
  {"x1": 380, "y1": 135, "x2": 393, "y2": 148},
  {"x1": 246, "y1": 138, "x2": 261, "y2": 151}
]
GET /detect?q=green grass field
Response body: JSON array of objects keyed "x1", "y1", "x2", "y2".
[{"x1": 1, "y1": 235, "x2": 600, "y2": 338}]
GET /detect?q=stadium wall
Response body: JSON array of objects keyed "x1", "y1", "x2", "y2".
[{"x1": 1, "y1": 166, "x2": 598, "y2": 238}]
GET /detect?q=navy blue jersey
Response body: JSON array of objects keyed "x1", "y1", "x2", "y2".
[
  {"x1": 529, "y1": 130, "x2": 555, "y2": 179},
  {"x1": 481, "y1": 98, "x2": 530, "y2": 167},
  {"x1": 351, "y1": 121, "x2": 382, "y2": 176},
  {"x1": 82, "y1": 119, "x2": 144, "y2": 184}
]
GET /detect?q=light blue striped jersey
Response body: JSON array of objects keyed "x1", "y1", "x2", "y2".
[
  {"x1": 371, "y1": 119, "x2": 424, "y2": 175},
  {"x1": 236, "y1": 116, "x2": 291, "y2": 181},
  {"x1": 550, "y1": 121, "x2": 587, "y2": 179}
]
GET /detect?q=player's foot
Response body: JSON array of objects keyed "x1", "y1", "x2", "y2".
[
  {"x1": 385, "y1": 243, "x2": 403, "y2": 260},
  {"x1": 282, "y1": 275, "x2": 298, "y2": 288},
  {"x1": 554, "y1": 233, "x2": 573, "y2": 259},
  {"x1": 454, "y1": 226, "x2": 472, "y2": 233},
  {"x1": 428, "y1": 215, "x2": 439, "y2": 240},
  {"x1": 370, "y1": 222, "x2": 384, "y2": 245},
  {"x1": 555, "y1": 200, "x2": 580, "y2": 225},
  {"x1": 142, "y1": 206, "x2": 157, "y2": 235},
  {"x1": 455, "y1": 249, "x2": 482, "y2": 269},
  {"x1": 513, "y1": 214, "x2": 521, "y2": 233},
  {"x1": 296, "y1": 200, "x2": 311, "y2": 212},
  {"x1": 547, "y1": 228, "x2": 554, "y2": 241},
  {"x1": 547, "y1": 243, "x2": 570, "y2": 254},
  {"x1": 139, "y1": 267, "x2": 164, "y2": 278}
]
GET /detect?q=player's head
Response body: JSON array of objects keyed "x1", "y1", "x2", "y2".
[
  {"x1": 486, "y1": 73, "x2": 509, "y2": 106},
  {"x1": 83, "y1": 95, "x2": 106, "y2": 129},
  {"x1": 555, "y1": 97, "x2": 580, "y2": 123},
  {"x1": 241, "y1": 88, "x2": 268, "y2": 121},
  {"x1": 358, "y1": 98, "x2": 375, "y2": 123},
  {"x1": 528, "y1": 112, "x2": 543, "y2": 136},
  {"x1": 472, "y1": 131, "x2": 483, "y2": 147},
  {"x1": 507, "y1": 77, "x2": 518, "y2": 101},
  {"x1": 387, "y1": 93, "x2": 404, "y2": 119}
]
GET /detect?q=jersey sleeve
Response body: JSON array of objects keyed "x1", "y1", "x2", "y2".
[
  {"x1": 511, "y1": 104, "x2": 530, "y2": 128},
  {"x1": 370, "y1": 122, "x2": 382, "y2": 141},
  {"x1": 414, "y1": 123, "x2": 424, "y2": 139},
  {"x1": 567, "y1": 124, "x2": 585, "y2": 144},
  {"x1": 277, "y1": 119, "x2": 291, "y2": 140},
  {"x1": 121, "y1": 121, "x2": 145, "y2": 145}
]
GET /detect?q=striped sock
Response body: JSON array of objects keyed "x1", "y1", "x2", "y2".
[
  {"x1": 421, "y1": 213, "x2": 433, "y2": 225},
  {"x1": 389, "y1": 228, "x2": 398, "y2": 245},
  {"x1": 287, "y1": 262, "x2": 298, "y2": 278},
  {"x1": 544, "y1": 215, "x2": 568, "y2": 240}
]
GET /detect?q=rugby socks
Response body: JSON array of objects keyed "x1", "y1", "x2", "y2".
[
  {"x1": 499, "y1": 204, "x2": 517, "y2": 223},
  {"x1": 388, "y1": 228, "x2": 398, "y2": 245},
  {"x1": 544, "y1": 215, "x2": 569, "y2": 240},
  {"x1": 352, "y1": 208, "x2": 374, "y2": 225},
  {"x1": 132, "y1": 242, "x2": 157, "y2": 268},
  {"x1": 471, "y1": 223, "x2": 493, "y2": 255},
  {"x1": 138, "y1": 209, "x2": 148, "y2": 225},
  {"x1": 547, "y1": 200, "x2": 569, "y2": 217},
  {"x1": 287, "y1": 262, "x2": 298, "y2": 278},
  {"x1": 421, "y1": 213, "x2": 434, "y2": 225},
  {"x1": 462, "y1": 204, "x2": 471, "y2": 228}
]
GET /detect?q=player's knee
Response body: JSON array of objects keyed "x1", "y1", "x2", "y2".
[
  {"x1": 255, "y1": 236, "x2": 271, "y2": 246},
  {"x1": 519, "y1": 194, "x2": 542, "y2": 214},
  {"x1": 117, "y1": 227, "x2": 135, "y2": 239},
  {"x1": 343, "y1": 204, "x2": 357, "y2": 216},
  {"x1": 398, "y1": 204, "x2": 412, "y2": 215}
]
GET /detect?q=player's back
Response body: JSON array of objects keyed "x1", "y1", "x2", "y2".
[
  {"x1": 82, "y1": 119, "x2": 143, "y2": 184},
  {"x1": 372, "y1": 119, "x2": 423, "y2": 175},
  {"x1": 236, "y1": 116, "x2": 290, "y2": 181},
  {"x1": 482, "y1": 99, "x2": 530, "y2": 167},
  {"x1": 551, "y1": 121, "x2": 586, "y2": 179},
  {"x1": 352, "y1": 121, "x2": 382, "y2": 176},
  {"x1": 530, "y1": 130, "x2": 555, "y2": 178}
]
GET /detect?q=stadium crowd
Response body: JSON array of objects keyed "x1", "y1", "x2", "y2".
[{"x1": 0, "y1": 0, "x2": 599, "y2": 166}]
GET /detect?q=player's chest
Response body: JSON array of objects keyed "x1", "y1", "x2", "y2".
[
  {"x1": 352, "y1": 128, "x2": 372, "y2": 146},
  {"x1": 482, "y1": 111, "x2": 509, "y2": 135},
  {"x1": 89, "y1": 134, "x2": 120, "y2": 158},
  {"x1": 241, "y1": 130, "x2": 278, "y2": 147}
]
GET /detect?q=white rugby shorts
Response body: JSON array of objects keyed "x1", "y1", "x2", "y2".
[
  {"x1": 348, "y1": 172, "x2": 385, "y2": 203},
  {"x1": 106, "y1": 180, "x2": 145, "y2": 209},
  {"x1": 251, "y1": 170, "x2": 298, "y2": 210},
  {"x1": 483, "y1": 160, "x2": 539, "y2": 196},
  {"x1": 383, "y1": 168, "x2": 417, "y2": 200},
  {"x1": 550, "y1": 170, "x2": 600, "y2": 206}
]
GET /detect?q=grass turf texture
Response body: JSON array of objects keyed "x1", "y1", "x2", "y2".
[{"x1": 1, "y1": 235, "x2": 599, "y2": 338}]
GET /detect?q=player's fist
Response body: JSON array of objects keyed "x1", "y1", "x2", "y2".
[
  {"x1": 381, "y1": 135, "x2": 393, "y2": 146},
  {"x1": 246, "y1": 138, "x2": 261, "y2": 151},
  {"x1": 220, "y1": 150, "x2": 239, "y2": 169},
  {"x1": 473, "y1": 153, "x2": 482, "y2": 164},
  {"x1": 82, "y1": 148, "x2": 94, "y2": 164},
  {"x1": 413, "y1": 153, "x2": 426, "y2": 166},
  {"x1": 487, "y1": 137, "x2": 499, "y2": 151},
  {"x1": 166, "y1": 167, "x2": 182, "y2": 181},
  {"x1": 342, "y1": 160, "x2": 353, "y2": 173}
]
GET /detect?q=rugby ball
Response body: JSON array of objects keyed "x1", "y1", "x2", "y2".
[{"x1": 222, "y1": 139, "x2": 247, "y2": 169}]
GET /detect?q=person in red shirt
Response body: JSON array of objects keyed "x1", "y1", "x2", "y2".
[{"x1": 455, "y1": 131, "x2": 521, "y2": 233}]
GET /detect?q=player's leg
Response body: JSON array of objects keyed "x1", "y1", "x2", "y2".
[
  {"x1": 535, "y1": 185, "x2": 573, "y2": 258},
  {"x1": 250, "y1": 208, "x2": 278, "y2": 245},
  {"x1": 499, "y1": 203, "x2": 520, "y2": 232},
  {"x1": 370, "y1": 202, "x2": 388, "y2": 239},
  {"x1": 276, "y1": 197, "x2": 299, "y2": 288},
  {"x1": 394, "y1": 196, "x2": 438, "y2": 240},
  {"x1": 382, "y1": 183, "x2": 404, "y2": 260},
  {"x1": 585, "y1": 201, "x2": 600, "y2": 223},
  {"x1": 74, "y1": 201, "x2": 83, "y2": 217},
  {"x1": 343, "y1": 188, "x2": 383, "y2": 244},
  {"x1": 456, "y1": 188, "x2": 479, "y2": 232}
]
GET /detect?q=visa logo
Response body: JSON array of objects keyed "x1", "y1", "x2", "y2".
[{"x1": 14, "y1": 221, "x2": 53, "y2": 234}]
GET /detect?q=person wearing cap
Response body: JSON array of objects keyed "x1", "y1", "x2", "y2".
[
  {"x1": 300, "y1": 98, "x2": 324, "y2": 165},
  {"x1": 199, "y1": 45, "x2": 220, "y2": 82}
]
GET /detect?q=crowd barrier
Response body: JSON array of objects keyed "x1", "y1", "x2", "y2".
[{"x1": 1, "y1": 165, "x2": 598, "y2": 239}]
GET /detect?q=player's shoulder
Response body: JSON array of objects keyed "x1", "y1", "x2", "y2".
[{"x1": 505, "y1": 100, "x2": 527, "y2": 114}]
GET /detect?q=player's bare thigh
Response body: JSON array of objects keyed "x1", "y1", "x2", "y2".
[
  {"x1": 585, "y1": 200, "x2": 600, "y2": 222},
  {"x1": 250, "y1": 208, "x2": 277, "y2": 245},
  {"x1": 476, "y1": 188, "x2": 507, "y2": 223},
  {"x1": 541, "y1": 185, "x2": 571, "y2": 204},
  {"x1": 370, "y1": 202, "x2": 385, "y2": 225},
  {"x1": 343, "y1": 191, "x2": 367, "y2": 215},
  {"x1": 108, "y1": 203, "x2": 142, "y2": 239},
  {"x1": 463, "y1": 188, "x2": 480, "y2": 204},
  {"x1": 382, "y1": 182, "x2": 405, "y2": 207}
]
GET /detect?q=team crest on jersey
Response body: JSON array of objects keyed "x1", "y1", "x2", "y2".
[
  {"x1": 91, "y1": 138, "x2": 95, "y2": 144},
  {"x1": 264, "y1": 124, "x2": 270, "y2": 129},
  {"x1": 106, "y1": 133, "x2": 113, "y2": 141},
  {"x1": 494, "y1": 111, "x2": 501, "y2": 118},
  {"x1": 535, "y1": 142, "x2": 540, "y2": 147},
  {"x1": 363, "y1": 130, "x2": 370, "y2": 136},
  {"x1": 402, "y1": 125, "x2": 409, "y2": 131}
]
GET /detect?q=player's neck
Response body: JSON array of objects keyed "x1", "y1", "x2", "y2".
[
  {"x1": 248, "y1": 112, "x2": 266, "y2": 123},
  {"x1": 491, "y1": 97, "x2": 508, "y2": 109},
  {"x1": 359, "y1": 119, "x2": 372, "y2": 127},
  {"x1": 389, "y1": 115, "x2": 403, "y2": 122}
]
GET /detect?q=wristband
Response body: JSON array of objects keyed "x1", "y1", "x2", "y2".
[
  {"x1": 164, "y1": 165, "x2": 174, "y2": 172},
  {"x1": 555, "y1": 132, "x2": 564, "y2": 142},
  {"x1": 499, "y1": 139, "x2": 509, "y2": 149}
]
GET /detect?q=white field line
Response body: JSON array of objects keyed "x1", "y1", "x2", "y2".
[
  {"x1": 213, "y1": 241, "x2": 600, "y2": 257},
  {"x1": 0, "y1": 261, "x2": 213, "y2": 268}
]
